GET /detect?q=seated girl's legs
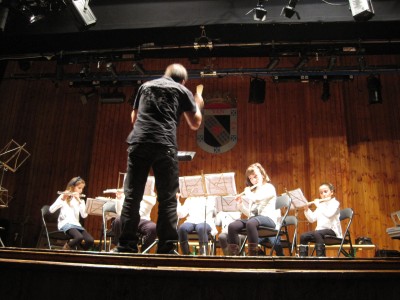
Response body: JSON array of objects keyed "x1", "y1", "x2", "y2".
[
  {"x1": 81, "y1": 230, "x2": 94, "y2": 250},
  {"x1": 178, "y1": 222, "x2": 195, "y2": 254},
  {"x1": 227, "y1": 220, "x2": 245, "y2": 245},
  {"x1": 138, "y1": 219, "x2": 157, "y2": 250},
  {"x1": 178, "y1": 222, "x2": 195, "y2": 243},
  {"x1": 245, "y1": 218, "x2": 261, "y2": 244},
  {"x1": 66, "y1": 228, "x2": 84, "y2": 249},
  {"x1": 194, "y1": 223, "x2": 211, "y2": 244},
  {"x1": 300, "y1": 229, "x2": 335, "y2": 245}
]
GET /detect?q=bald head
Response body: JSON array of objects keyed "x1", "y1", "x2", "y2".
[{"x1": 165, "y1": 63, "x2": 188, "y2": 83}]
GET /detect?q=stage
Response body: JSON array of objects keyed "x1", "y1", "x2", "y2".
[{"x1": 0, "y1": 247, "x2": 399, "y2": 300}]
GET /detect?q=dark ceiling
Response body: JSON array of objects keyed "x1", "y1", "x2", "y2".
[
  {"x1": 0, "y1": 0, "x2": 399, "y2": 61},
  {"x1": 0, "y1": 0, "x2": 399, "y2": 86}
]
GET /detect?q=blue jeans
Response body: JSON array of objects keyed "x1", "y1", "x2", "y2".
[
  {"x1": 178, "y1": 222, "x2": 211, "y2": 244},
  {"x1": 119, "y1": 143, "x2": 179, "y2": 253}
]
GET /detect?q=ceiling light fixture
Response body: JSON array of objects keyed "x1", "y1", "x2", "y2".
[
  {"x1": 246, "y1": 1, "x2": 267, "y2": 22},
  {"x1": 66, "y1": 0, "x2": 97, "y2": 28},
  {"x1": 281, "y1": 0, "x2": 300, "y2": 20}
]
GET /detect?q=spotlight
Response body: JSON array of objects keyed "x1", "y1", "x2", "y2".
[
  {"x1": 246, "y1": 1, "x2": 267, "y2": 22},
  {"x1": 367, "y1": 75, "x2": 382, "y2": 104},
  {"x1": 281, "y1": 0, "x2": 300, "y2": 20},
  {"x1": 321, "y1": 78, "x2": 330, "y2": 102},
  {"x1": 0, "y1": 6, "x2": 9, "y2": 31},
  {"x1": 266, "y1": 57, "x2": 280, "y2": 71},
  {"x1": 106, "y1": 62, "x2": 117, "y2": 78},
  {"x1": 349, "y1": 0, "x2": 375, "y2": 22},
  {"x1": 19, "y1": 5, "x2": 44, "y2": 24},
  {"x1": 79, "y1": 64, "x2": 90, "y2": 78},
  {"x1": 66, "y1": 0, "x2": 97, "y2": 28}
]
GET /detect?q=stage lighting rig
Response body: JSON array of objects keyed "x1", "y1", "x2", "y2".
[
  {"x1": 281, "y1": 0, "x2": 300, "y2": 20},
  {"x1": 246, "y1": 1, "x2": 267, "y2": 22}
]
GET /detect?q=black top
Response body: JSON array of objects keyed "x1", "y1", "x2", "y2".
[{"x1": 126, "y1": 76, "x2": 197, "y2": 148}]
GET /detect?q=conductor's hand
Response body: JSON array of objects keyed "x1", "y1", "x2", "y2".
[{"x1": 194, "y1": 93, "x2": 204, "y2": 110}]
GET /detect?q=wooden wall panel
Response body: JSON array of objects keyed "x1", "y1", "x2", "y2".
[{"x1": 0, "y1": 56, "x2": 399, "y2": 256}]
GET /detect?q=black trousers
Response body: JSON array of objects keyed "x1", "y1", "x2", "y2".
[
  {"x1": 119, "y1": 143, "x2": 179, "y2": 253},
  {"x1": 300, "y1": 229, "x2": 336, "y2": 244}
]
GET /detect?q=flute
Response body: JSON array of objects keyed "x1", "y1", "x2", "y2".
[
  {"x1": 305, "y1": 197, "x2": 332, "y2": 206},
  {"x1": 236, "y1": 184, "x2": 259, "y2": 198},
  {"x1": 57, "y1": 191, "x2": 86, "y2": 198}
]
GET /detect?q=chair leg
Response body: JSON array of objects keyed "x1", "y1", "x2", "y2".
[
  {"x1": 299, "y1": 244, "x2": 309, "y2": 257},
  {"x1": 315, "y1": 243, "x2": 326, "y2": 257}
]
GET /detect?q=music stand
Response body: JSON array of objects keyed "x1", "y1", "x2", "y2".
[
  {"x1": 285, "y1": 188, "x2": 308, "y2": 255},
  {"x1": 179, "y1": 172, "x2": 237, "y2": 255},
  {"x1": 0, "y1": 139, "x2": 30, "y2": 208}
]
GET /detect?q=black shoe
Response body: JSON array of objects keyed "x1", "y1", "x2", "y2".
[{"x1": 112, "y1": 244, "x2": 138, "y2": 253}]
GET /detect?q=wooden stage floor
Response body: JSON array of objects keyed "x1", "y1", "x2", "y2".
[{"x1": 0, "y1": 247, "x2": 399, "y2": 300}]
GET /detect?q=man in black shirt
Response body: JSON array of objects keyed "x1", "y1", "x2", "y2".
[{"x1": 116, "y1": 63, "x2": 203, "y2": 254}]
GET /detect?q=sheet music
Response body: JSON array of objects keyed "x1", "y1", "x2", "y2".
[
  {"x1": 215, "y1": 195, "x2": 239, "y2": 212},
  {"x1": 286, "y1": 188, "x2": 308, "y2": 209},
  {"x1": 179, "y1": 172, "x2": 237, "y2": 198},
  {"x1": 179, "y1": 175, "x2": 206, "y2": 198},
  {"x1": 86, "y1": 197, "x2": 115, "y2": 216},
  {"x1": 204, "y1": 172, "x2": 237, "y2": 196}
]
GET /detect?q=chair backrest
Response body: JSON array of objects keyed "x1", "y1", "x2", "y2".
[
  {"x1": 103, "y1": 201, "x2": 117, "y2": 215},
  {"x1": 339, "y1": 207, "x2": 354, "y2": 240},
  {"x1": 283, "y1": 215, "x2": 297, "y2": 227},
  {"x1": 102, "y1": 201, "x2": 117, "y2": 252},
  {"x1": 275, "y1": 194, "x2": 291, "y2": 210},
  {"x1": 40, "y1": 204, "x2": 63, "y2": 249},
  {"x1": 41, "y1": 204, "x2": 60, "y2": 223},
  {"x1": 339, "y1": 207, "x2": 353, "y2": 221}
]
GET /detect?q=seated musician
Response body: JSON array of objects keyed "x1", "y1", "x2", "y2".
[
  {"x1": 111, "y1": 191, "x2": 157, "y2": 252},
  {"x1": 177, "y1": 195, "x2": 218, "y2": 255},
  {"x1": 299, "y1": 182, "x2": 341, "y2": 257}
]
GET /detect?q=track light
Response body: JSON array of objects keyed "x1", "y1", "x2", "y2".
[
  {"x1": 19, "y1": 5, "x2": 44, "y2": 24},
  {"x1": 246, "y1": 1, "x2": 267, "y2": 22},
  {"x1": 106, "y1": 62, "x2": 117, "y2": 78},
  {"x1": 79, "y1": 64, "x2": 90, "y2": 78},
  {"x1": 367, "y1": 75, "x2": 382, "y2": 104},
  {"x1": 281, "y1": 0, "x2": 300, "y2": 19},
  {"x1": 0, "y1": 6, "x2": 9, "y2": 31}
]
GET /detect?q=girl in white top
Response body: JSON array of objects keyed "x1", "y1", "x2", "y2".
[
  {"x1": 49, "y1": 176, "x2": 94, "y2": 250},
  {"x1": 177, "y1": 195, "x2": 218, "y2": 255},
  {"x1": 299, "y1": 182, "x2": 341, "y2": 257},
  {"x1": 227, "y1": 163, "x2": 282, "y2": 256}
]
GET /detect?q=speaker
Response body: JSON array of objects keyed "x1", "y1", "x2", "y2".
[
  {"x1": 249, "y1": 77, "x2": 266, "y2": 104},
  {"x1": 367, "y1": 75, "x2": 382, "y2": 104},
  {"x1": 348, "y1": 0, "x2": 374, "y2": 22}
]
